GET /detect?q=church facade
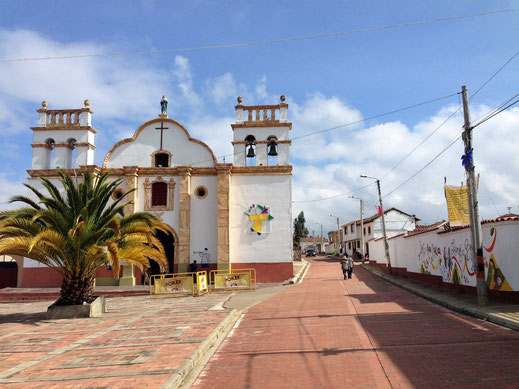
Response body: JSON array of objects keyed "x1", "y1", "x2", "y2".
[{"x1": 19, "y1": 96, "x2": 293, "y2": 287}]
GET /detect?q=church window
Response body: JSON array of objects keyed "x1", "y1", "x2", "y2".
[
  {"x1": 195, "y1": 185, "x2": 208, "y2": 199},
  {"x1": 112, "y1": 188, "x2": 124, "y2": 201},
  {"x1": 144, "y1": 177, "x2": 175, "y2": 211},
  {"x1": 155, "y1": 153, "x2": 169, "y2": 167},
  {"x1": 152, "y1": 182, "x2": 168, "y2": 206}
]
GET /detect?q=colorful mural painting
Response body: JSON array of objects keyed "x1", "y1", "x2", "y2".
[
  {"x1": 418, "y1": 238, "x2": 475, "y2": 285},
  {"x1": 484, "y1": 227, "x2": 513, "y2": 291},
  {"x1": 244, "y1": 204, "x2": 274, "y2": 235}
]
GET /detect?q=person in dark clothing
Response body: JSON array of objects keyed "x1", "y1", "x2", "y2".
[
  {"x1": 188, "y1": 260, "x2": 198, "y2": 284},
  {"x1": 341, "y1": 256, "x2": 349, "y2": 280}
]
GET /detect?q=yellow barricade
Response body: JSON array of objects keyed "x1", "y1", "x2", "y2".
[
  {"x1": 209, "y1": 268, "x2": 257, "y2": 293},
  {"x1": 150, "y1": 271, "x2": 210, "y2": 298},
  {"x1": 196, "y1": 271, "x2": 209, "y2": 296}
]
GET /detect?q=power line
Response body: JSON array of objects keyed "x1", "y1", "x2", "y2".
[
  {"x1": 192, "y1": 91, "x2": 459, "y2": 167},
  {"x1": 472, "y1": 95, "x2": 519, "y2": 129},
  {"x1": 470, "y1": 48, "x2": 519, "y2": 99},
  {"x1": 480, "y1": 176, "x2": 501, "y2": 216},
  {"x1": 0, "y1": 9, "x2": 513, "y2": 63},
  {"x1": 380, "y1": 105, "x2": 462, "y2": 180},
  {"x1": 379, "y1": 48, "x2": 519, "y2": 182},
  {"x1": 292, "y1": 182, "x2": 375, "y2": 203},
  {"x1": 384, "y1": 131, "x2": 463, "y2": 198}
]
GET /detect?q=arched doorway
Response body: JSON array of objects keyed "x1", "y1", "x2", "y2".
[
  {"x1": 149, "y1": 229, "x2": 176, "y2": 276},
  {"x1": 0, "y1": 256, "x2": 18, "y2": 288}
]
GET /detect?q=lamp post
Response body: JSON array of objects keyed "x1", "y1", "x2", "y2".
[
  {"x1": 350, "y1": 196, "x2": 365, "y2": 264},
  {"x1": 360, "y1": 175, "x2": 392, "y2": 273},
  {"x1": 315, "y1": 221, "x2": 324, "y2": 254},
  {"x1": 329, "y1": 214, "x2": 341, "y2": 254}
]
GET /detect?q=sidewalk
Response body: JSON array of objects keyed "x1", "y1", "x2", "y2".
[
  {"x1": 0, "y1": 267, "x2": 306, "y2": 388},
  {"x1": 191, "y1": 256, "x2": 519, "y2": 388},
  {"x1": 362, "y1": 263, "x2": 519, "y2": 331}
]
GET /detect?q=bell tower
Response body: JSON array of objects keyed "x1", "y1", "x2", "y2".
[
  {"x1": 30, "y1": 100, "x2": 96, "y2": 170},
  {"x1": 231, "y1": 95, "x2": 291, "y2": 167}
]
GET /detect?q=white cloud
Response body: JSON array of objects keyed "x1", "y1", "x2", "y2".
[
  {"x1": 0, "y1": 174, "x2": 26, "y2": 210},
  {"x1": 172, "y1": 55, "x2": 202, "y2": 108},
  {"x1": 1, "y1": 29, "x2": 518, "y2": 234}
]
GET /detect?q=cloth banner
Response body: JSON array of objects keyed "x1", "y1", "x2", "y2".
[
  {"x1": 214, "y1": 273, "x2": 251, "y2": 289},
  {"x1": 444, "y1": 184, "x2": 470, "y2": 226},
  {"x1": 155, "y1": 276, "x2": 193, "y2": 294}
]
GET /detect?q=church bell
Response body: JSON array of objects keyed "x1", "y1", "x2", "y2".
[
  {"x1": 246, "y1": 144, "x2": 256, "y2": 158},
  {"x1": 267, "y1": 142, "x2": 278, "y2": 156}
]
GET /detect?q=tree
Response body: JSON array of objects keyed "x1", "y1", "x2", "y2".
[
  {"x1": 293, "y1": 211, "x2": 309, "y2": 243},
  {"x1": 0, "y1": 170, "x2": 168, "y2": 306}
]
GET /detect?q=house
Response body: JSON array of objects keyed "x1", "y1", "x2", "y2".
[
  {"x1": 11, "y1": 95, "x2": 293, "y2": 287},
  {"x1": 300, "y1": 237, "x2": 328, "y2": 253},
  {"x1": 342, "y1": 208, "x2": 418, "y2": 257}
]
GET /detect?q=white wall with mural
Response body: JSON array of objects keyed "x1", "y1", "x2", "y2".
[
  {"x1": 230, "y1": 175, "x2": 292, "y2": 263},
  {"x1": 368, "y1": 220, "x2": 519, "y2": 291}
]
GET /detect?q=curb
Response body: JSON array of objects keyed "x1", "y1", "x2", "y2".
[
  {"x1": 284, "y1": 260, "x2": 310, "y2": 285},
  {"x1": 361, "y1": 264, "x2": 519, "y2": 332},
  {"x1": 162, "y1": 308, "x2": 241, "y2": 388}
]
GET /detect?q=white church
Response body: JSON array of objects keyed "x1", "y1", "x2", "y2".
[{"x1": 16, "y1": 96, "x2": 293, "y2": 287}]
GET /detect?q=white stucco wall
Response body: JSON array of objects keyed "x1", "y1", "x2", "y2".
[
  {"x1": 368, "y1": 221, "x2": 519, "y2": 291},
  {"x1": 107, "y1": 121, "x2": 215, "y2": 168},
  {"x1": 189, "y1": 176, "x2": 218, "y2": 264},
  {"x1": 230, "y1": 174, "x2": 292, "y2": 263}
]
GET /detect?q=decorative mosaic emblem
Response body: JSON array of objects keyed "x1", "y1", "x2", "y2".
[{"x1": 244, "y1": 204, "x2": 273, "y2": 235}]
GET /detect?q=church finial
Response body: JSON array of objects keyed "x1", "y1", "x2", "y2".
[
  {"x1": 84, "y1": 99, "x2": 90, "y2": 107},
  {"x1": 160, "y1": 95, "x2": 168, "y2": 118},
  {"x1": 237, "y1": 96, "x2": 243, "y2": 105},
  {"x1": 280, "y1": 95, "x2": 286, "y2": 103},
  {"x1": 41, "y1": 100, "x2": 48, "y2": 109}
]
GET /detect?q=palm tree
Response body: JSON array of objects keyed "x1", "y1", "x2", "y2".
[{"x1": 0, "y1": 169, "x2": 168, "y2": 306}]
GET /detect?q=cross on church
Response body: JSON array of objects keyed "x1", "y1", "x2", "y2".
[{"x1": 155, "y1": 121, "x2": 169, "y2": 149}]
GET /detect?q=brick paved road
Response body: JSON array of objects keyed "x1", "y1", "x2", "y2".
[
  {"x1": 0, "y1": 293, "x2": 231, "y2": 388},
  {"x1": 192, "y1": 257, "x2": 519, "y2": 388}
]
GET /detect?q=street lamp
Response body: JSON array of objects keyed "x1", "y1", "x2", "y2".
[
  {"x1": 360, "y1": 175, "x2": 392, "y2": 273},
  {"x1": 328, "y1": 214, "x2": 341, "y2": 254},
  {"x1": 349, "y1": 196, "x2": 365, "y2": 264}
]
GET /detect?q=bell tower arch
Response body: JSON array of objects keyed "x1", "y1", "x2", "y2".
[{"x1": 231, "y1": 95, "x2": 291, "y2": 167}]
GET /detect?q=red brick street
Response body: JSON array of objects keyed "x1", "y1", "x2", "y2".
[{"x1": 192, "y1": 256, "x2": 519, "y2": 388}]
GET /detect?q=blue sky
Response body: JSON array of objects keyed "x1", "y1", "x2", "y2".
[{"x1": 0, "y1": 1, "x2": 518, "y2": 233}]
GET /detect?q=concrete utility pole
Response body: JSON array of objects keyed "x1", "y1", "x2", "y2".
[
  {"x1": 361, "y1": 175, "x2": 392, "y2": 273},
  {"x1": 350, "y1": 196, "x2": 365, "y2": 263},
  {"x1": 461, "y1": 85, "x2": 487, "y2": 306},
  {"x1": 316, "y1": 222, "x2": 324, "y2": 253},
  {"x1": 329, "y1": 214, "x2": 341, "y2": 253}
]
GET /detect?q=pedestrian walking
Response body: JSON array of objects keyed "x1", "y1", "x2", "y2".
[
  {"x1": 347, "y1": 255, "x2": 354, "y2": 279},
  {"x1": 341, "y1": 256, "x2": 349, "y2": 280}
]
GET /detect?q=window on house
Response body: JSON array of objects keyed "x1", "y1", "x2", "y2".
[
  {"x1": 344, "y1": 227, "x2": 347, "y2": 235},
  {"x1": 363, "y1": 227, "x2": 366, "y2": 235},
  {"x1": 368, "y1": 226, "x2": 371, "y2": 234},
  {"x1": 357, "y1": 241, "x2": 361, "y2": 248},
  {"x1": 351, "y1": 225, "x2": 354, "y2": 233},
  {"x1": 155, "y1": 153, "x2": 169, "y2": 167},
  {"x1": 348, "y1": 242, "x2": 351, "y2": 249},
  {"x1": 151, "y1": 182, "x2": 168, "y2": 206}
]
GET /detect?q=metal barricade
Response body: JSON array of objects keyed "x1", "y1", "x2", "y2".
[
  {"x1": 209, "y1": 268, "x2": 257, "y2": 293},
  {"x1": 196, "y1": 271, "x2": 209, "y2": 296},
  {"x1": 149, "y1": 272, "x2": 196, "y2": 298}
]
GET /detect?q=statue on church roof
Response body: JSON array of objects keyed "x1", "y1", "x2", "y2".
[{"x1": 160, "y1": 95, "x2": 168, "y2": 116}]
